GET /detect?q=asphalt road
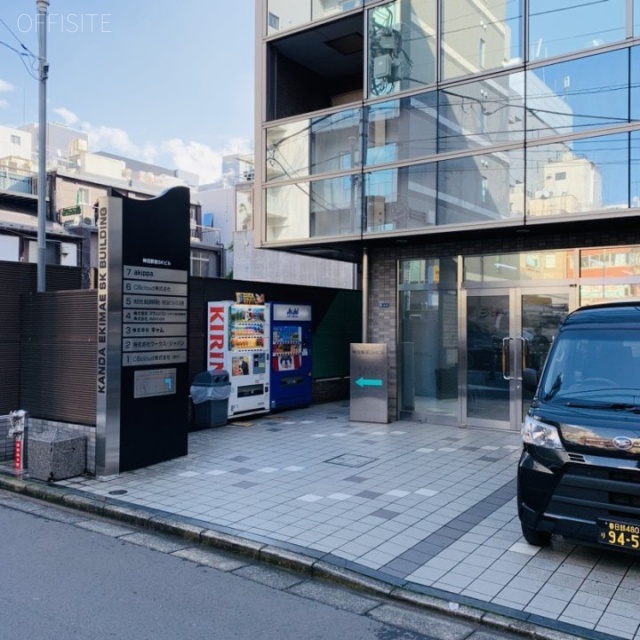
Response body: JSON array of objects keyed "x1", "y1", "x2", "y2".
[{"x1": 0, "y1": 490, "x2": 531, "y2": 640}]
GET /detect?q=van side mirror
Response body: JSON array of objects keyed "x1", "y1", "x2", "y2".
[{"x1": 523, "y1": 368, "x2": 538, "y2": 393}]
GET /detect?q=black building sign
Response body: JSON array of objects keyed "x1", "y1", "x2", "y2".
[{"x1": 96, "y1": 186, "x2": 190, "y2": 475}]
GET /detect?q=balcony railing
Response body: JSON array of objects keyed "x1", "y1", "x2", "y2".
[{"x1": 0, "y1": 166, "x2": 37, "y2": 196}]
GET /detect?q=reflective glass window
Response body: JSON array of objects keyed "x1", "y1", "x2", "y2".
[
  {"x1": 266, "y1": 0, "x2": 311, "y2": 34},
  {"x1": 266, "y1": 183, "x2": 312, "y2": 241},
  {"x1": 631, "y1": 131, "x2": 640, "y2": 208},
  {"x1": 399, "y1": 288, "x2": 459, "y2": 418},
  {"x1": 528, "y1": 0, "x2": 626, "y2": 61},
  {"x1": 526, "y1": 50, "x2": 629, "y2": 141},
  {"x1": 580, "y1": 283, "x2": 640, "y2": 305},
  {"x1": 631, "y1": 47, "x2": 640, "y2": 122},
  {"x1": 364, "y1": 163, "x2": 436, "y2": 233},
  {"x1": 437, "y1": 149, "x2": 525, "y2": 226},
  {"x1": 400, "y1": 258, "x2": 458, "y2": 286},
  {"x1": 526, "y1": 134, "x2": 629, "y2": 218},
  {"x1": 365, "y1": 92, "x2": 437, "y2": 166},
  {"x1": 266, "y1": 109, "x2": 360, "y2": 182},
  {"x1": 266, "y1": 176, "x2": 362, "y2": 241},
  {"x1": 368, "y1": 0, "x2": 436, "y2": 98},
  {"x1": 310, "y1": 174, "x2": 362, "y2": 237},
  {"x1": 464, "y1": 250, "x2": 576, "y2": 282},
  {"x1": 580, "y1": 246, "x2": 640, "y2": 278},
  {"x1": 266, "y1": 0, "x2": 366, "y2": 34},
  {"x1": 439, "y1": 73, "x2": 524, "y2": 152},
  {"x1": 442, "y1": 0, "x2": 523, "y2": 80}
]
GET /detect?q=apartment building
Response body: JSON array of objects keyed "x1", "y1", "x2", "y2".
[{"x1": 255, "y1": 0, "x2": 640, "y2": 428}]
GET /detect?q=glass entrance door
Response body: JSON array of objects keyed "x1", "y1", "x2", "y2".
[{"x1": 463, "y1": 288, "x2": 572, "y2": 430}]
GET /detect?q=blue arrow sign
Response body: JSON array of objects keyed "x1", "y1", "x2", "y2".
[{"x1": 356, "y1": 377, "x2": 383, "y2": 388}]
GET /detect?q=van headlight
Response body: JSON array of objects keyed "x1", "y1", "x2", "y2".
[{"x1": 521, "y1": 415, "x2": 564, "y2": 449}]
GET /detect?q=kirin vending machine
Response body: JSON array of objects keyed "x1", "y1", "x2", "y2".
[
  {"x1": 207, "y1": 300, "x2": 270, "y2": 417},
  {"x1": 269, "y1": 303, "x2": 312, "y2": 411}
]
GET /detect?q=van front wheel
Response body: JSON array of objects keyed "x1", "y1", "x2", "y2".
[{"x1": 521, "y1": 522, "x2": 552, "y2": 546}]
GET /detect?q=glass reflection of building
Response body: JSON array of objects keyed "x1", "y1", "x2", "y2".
[{"x1": 257, "y1": 0, "x2": 640, "y2": 428}]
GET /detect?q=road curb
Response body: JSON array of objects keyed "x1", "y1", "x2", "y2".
[{"x1": 0, "y1": 472, "x2": 596, "y2": 640}]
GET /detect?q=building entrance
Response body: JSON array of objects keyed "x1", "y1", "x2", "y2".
[
  {"x1": 399, "y1": 246, "x2": 640, "y2": 428},
  {"x1": 462, "y1": 288, "x2": 573, "y2": 431}
]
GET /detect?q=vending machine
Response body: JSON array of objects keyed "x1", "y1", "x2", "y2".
[
  {"x1": 207, "y1": 300, "x2": 270, "y2": 418},
  {"x1": 269, "y1": 303, "x2": 312, "y2": 411}
]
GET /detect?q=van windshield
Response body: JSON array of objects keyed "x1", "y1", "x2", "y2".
[{"x1": 540, "y1": 328, "x2": 640, "y2": 402}]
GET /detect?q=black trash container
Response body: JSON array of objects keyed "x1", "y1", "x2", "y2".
[{"x1": 190, "y1": 370, "x2": 231, "y2": 428}]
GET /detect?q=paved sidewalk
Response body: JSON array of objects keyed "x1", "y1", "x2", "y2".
[{"x1": 4, "y1": 401, "x2": 640, "y2": 640}]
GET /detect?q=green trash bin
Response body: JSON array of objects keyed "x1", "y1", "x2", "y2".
[{"x1": 190, "y1": 370, "x2": 231, "y2": 428}]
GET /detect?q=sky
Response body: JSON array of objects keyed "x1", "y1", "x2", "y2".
[{"x1": 0, "y1": 0, "x2": 255, "y2": 183}]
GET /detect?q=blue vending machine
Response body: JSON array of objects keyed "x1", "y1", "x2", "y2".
[{"x1": 269, "y1": 303, "x2": 313, "y2": 410}]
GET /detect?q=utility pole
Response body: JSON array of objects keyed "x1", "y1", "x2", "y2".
[{"x1": 36, "y1": 0, "x2": 49, "y2": 292}]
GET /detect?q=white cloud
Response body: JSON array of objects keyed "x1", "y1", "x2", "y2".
[
  {"x1": 0, "y1": 80, "x2": 14, "y2": 108},
  {"x1": 54, "y1": 113, "x2": 252, "y2": 184},
  {"x1": 163, "y1": 139, "x2": 223, "y2": 184},
  {"x1": 223, "y1": 137, "x2": 252, "y2": 156},
  {"x1": 53, "y1": 107, "x2": 79, "y2": 126},
  {"x1": 80, "y1": 121, "x2": 157, "y2": 163}
]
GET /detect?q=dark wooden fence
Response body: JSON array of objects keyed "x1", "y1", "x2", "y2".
[
  {"x1": 0, "y1": 261, "x2": 82, "y2": 416},
  {"x1": 2, "y1": 261, "x2": 361, "y2": 425}
]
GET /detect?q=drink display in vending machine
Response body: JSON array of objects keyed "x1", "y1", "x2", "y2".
[
  {"x1": 207, "y1": 300, "x2": 270, "y2": 417},
  {"x1": 269, "y1": 303, "x2": 312, "y2": 411}
]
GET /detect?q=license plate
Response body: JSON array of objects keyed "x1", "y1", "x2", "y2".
[{"x1": 598, "y1": 519, "x2": 640, "y2": 551}]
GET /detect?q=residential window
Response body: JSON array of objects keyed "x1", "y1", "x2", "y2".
[
  {"x1": 268, "y1": 12, "x2": 279, "y2": 30},
  {"x1": 191, "y1": 250, "x2": 217, "y2": 277},
  {"x1": 77, "y1": 187, "x2": 90, "y2": 205},
  {"x1": 10, "y1": 135, "x2": 20, "y2": 145}
]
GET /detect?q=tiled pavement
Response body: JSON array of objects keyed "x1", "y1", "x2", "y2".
[{"x1": 18, "y1": 402, "x2": 640, "y2": 639}]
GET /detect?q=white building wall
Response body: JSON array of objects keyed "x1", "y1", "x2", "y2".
[
  {"x1": 78, "y1": 153, "x2": 126, "y2": 180},
  {"x1": 0, "y1": 235, "x2": 20, "y2": 261},
  {"x1": 197, "y1": 186, "x2": 236, "y2": 275},
  {"x1": 0, "y1": 125, "x2": 32, "y2": 162}
]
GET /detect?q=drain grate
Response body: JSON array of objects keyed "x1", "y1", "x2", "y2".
[{"x1": 325, "y1": 454, "x2": 377, "y2": 468}]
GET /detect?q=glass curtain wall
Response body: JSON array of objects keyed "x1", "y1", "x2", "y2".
[
  {"x1": 368, "y1": 0, "x2": 437, "y2": 98},
  {"x1": 441, "y1": 0, "x2": 522, "y2": 80},
  {"x1": 528, "y1": 0, "x2": 626, "y2": 61},
  {"x1": 263, "y1": 2, "x2": 640, "y2": 243}
]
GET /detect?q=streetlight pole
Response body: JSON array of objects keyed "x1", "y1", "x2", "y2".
[{"x1": 36, "y1": 0, "x2": 49, "y2": 292}]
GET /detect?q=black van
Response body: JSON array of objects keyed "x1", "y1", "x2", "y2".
[{"x1": 518, "y1": 301, "x2": 640, "y2": 553}]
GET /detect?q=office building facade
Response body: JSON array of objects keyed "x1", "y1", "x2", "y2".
[{"x1": 255, "y1": 0, "x2": 640, "y2": 430}]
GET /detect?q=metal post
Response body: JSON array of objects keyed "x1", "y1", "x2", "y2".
[
  {"x1": 36, "y1": 0, "x2": 49, "y2": 292},
  {"x1": 9, "y1": 410, "x2": 27, "y2": 474},
  {"x1": 362, "y1": 247, "x2": 369, "y2": 343}
]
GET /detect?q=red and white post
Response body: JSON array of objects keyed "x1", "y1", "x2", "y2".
[{"x1": 9, "y1": 410, "x2": 26, "y2": 474}]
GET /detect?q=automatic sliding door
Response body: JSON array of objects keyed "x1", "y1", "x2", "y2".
[
  {"x1": 463, "y1": 289, "x2": 572, "y2": 430},
  {"x1": 465, "y1": 293, "x2": 511, "y2": 426}
]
